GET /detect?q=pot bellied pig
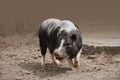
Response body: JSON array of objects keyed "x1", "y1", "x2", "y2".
[{"x1": 38, "y1": 18, "x2": 82, "y2": 70}]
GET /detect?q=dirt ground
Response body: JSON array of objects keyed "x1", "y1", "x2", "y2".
[{"x1": 0, "y1": 34, "x2": 120, "y2": 80}]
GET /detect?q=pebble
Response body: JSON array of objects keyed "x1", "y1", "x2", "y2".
[{"x1": 87, "y1": 55, "x2": 98, "y2": 59}]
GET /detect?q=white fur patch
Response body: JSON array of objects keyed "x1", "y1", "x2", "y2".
[
  {"x1": 76, "y1": 48, "x2": 82, "y2": 60},
  {"x1": 60, "y1": 20, "x2": 77, "y2": 33},
  {"x1": 54, "y1": 39, "x2": 65, "y2": 54}
]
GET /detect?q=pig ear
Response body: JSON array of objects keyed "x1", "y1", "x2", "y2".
[
  {"x1": 57, "y1": 29, "x2": 67, "y2": 37},
  {"x1": 56, "y1": 26, "x2": 60, "y2": 31},
  {"x1": 71, "y1": 34, "x2": 77, "y2": 41},
  {"x1": 61, "y1": 30, "x2": 66, "y2": 35}
]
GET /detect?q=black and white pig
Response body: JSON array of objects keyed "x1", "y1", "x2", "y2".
[{"x1": 38, "y1": 18, "x2": 82, "y2": 69}]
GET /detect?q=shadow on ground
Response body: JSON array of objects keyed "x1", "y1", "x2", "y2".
[{"x1": 19, "y1": 62, "x2": 72, "y2": 78}]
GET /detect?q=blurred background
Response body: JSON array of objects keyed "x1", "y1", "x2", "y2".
[{"x1": 0, "y1": 0, "x2": 120, "y2": 37}]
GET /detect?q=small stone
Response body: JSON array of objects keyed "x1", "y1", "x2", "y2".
[
  {"x1": 32, "y1": 56, "x2": 39, "y2": 59},
  {"x1": 23, "y1": 70, "x2": 32, "y2": 75},
  {"x1": 87, "y1": 55, "x2": 98, "y2": 59},
  {"x1": 37, "y1": 49, "x2": 40, "y2": 51}
]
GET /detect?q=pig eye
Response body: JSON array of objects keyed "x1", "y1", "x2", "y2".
[{"x1": 71, "y1": 34, "x2": 77, "y2": 41}]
